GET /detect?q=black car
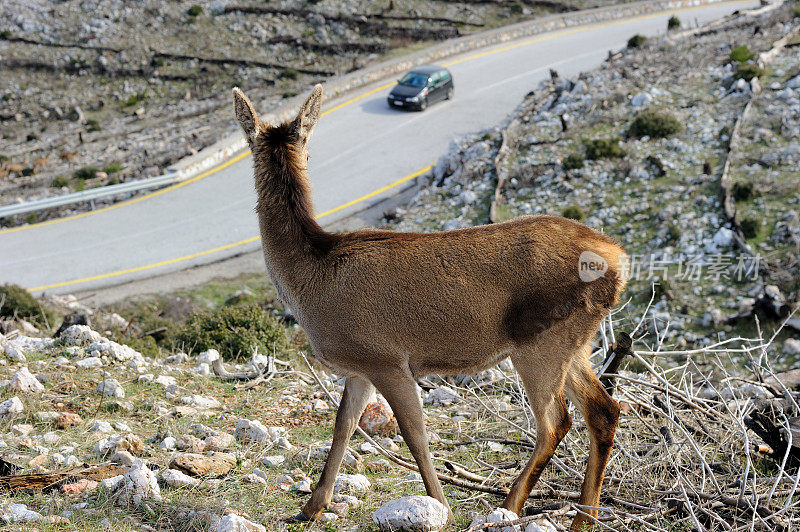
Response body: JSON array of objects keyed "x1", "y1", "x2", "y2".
[{"x1": 387, "y1": 65, "x2": 454, "y2": 111}]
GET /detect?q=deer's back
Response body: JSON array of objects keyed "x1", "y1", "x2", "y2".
[{"x1": 301, "y1": 216, "x2": 626, "y2": 375}]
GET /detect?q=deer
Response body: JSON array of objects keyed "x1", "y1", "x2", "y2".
[{"x1": 232, "y1": 84, "x2": 628, "y2": 531}]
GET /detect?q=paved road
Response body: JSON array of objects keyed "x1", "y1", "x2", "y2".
[{"x1": 1, "y1": 0, "x2": 756, "y2": 294}]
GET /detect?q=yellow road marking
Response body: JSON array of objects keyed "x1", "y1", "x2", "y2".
[
  {"x1": 20, "y1": 0, "x2": 750, "y2": 291},
  {"x1": 27, "y1": 165, "x2": 431, "y2": 292},
  {"x1": 0, "y1": 151, "x2": 251, "y2": 235}
]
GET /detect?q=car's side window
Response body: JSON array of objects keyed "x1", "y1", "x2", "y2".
[{"x1": 440, "y1": 71, "x2": 451, "y2": 83}]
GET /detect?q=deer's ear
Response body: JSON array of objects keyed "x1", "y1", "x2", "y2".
[
  {"x1": 295, "y1": 84, "x2": 323, "y2": 142},
  {"x1": 233, "y1": 87, "x2": 260, "y2": 144}
]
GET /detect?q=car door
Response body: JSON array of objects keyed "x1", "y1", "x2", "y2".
[{"x1": 428, "y1": 72, "x2": 443, "y2": 102}]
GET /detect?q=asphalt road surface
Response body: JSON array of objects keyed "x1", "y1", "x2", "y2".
[{"x1": 1, "y1": 0, "x2": 757, "y2": 294}]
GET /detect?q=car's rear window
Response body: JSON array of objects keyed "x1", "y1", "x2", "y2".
[{"x1": 399, "y1": 72, "x2": 430, "y2": 87}]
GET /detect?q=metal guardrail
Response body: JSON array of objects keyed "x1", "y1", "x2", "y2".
[{"x1": 0, "y1": 172, "x2": 181, "y2": 218}]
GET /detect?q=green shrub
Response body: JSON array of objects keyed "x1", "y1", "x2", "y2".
[
  {"x1": 740, "y1": 217, "x2": 759, "y2": 239},
  {"x1": 584, "y1": 138, "x2": 624, "y2": 160},
  {"x1": 176, "y1": 303, "x2": 288, "y2": 360},
  {"x1": 0, "y1": 30, "x2": 12, "y2": 39},
  {"x1": 729, "y1": 45, "x2": 754, "y2": 63},
  {"x1": 73, "y1": 166, "x2": 98, "y2": 180},
  {"x1": 0, "y1": 154, "x2": 8, "y2": 162},
  {"x1": 86, "y1": 119, "x2": 101, "y2": 132},
  {"x1": 627, "y1": 34, "x2": 647, "y2": 48},
  {"x1": 25, "y1": 213, "x2": 38, "y2": 225},
  {"x1": 667, "y1": 223, "x2": 681, "y2": 242},
  {"x1": 563, "y1": 153, "x2": 584, "y2": 170},
  {"x1": 794, "y1": 4, "x2": 800, "y2": 17},
  {"x1": 561, "y1": 206, "x2": 585, "y2": 221},
  {"x1": 103, "y1": 162, "x2": 124, "y2": 174},
  {"x1": 0, "y1": 284, "x2": 53, "y2": 326},
  {"x1": 123, "y1": 91, "x2": 146, "y2": 107},
  {"x1": 21, "y1": 167, "x2": 35, "y2": 176},
  {"x1": 152, "y1": 56, "x2": 165, "y2": 67},
  {"x1": 628, "y1": 109, "x2": 682, "y2": 139},
  {"x1": 26, "y1": 133, "x2": 40, "y2": 142},
  {"x1": 279, "y1": 68, "x2": 299, "y2": 80},
  {"x1": 734, "y1": 63, "x2": 764, "y2": 81},
  {"x1": 732, "y1": 181, "x2": 756, "y2": 201},
  {"x1": 667, "y1": 15, "x2": 681, "y2": 30},
  {"x1": 186, "y1": 5, "x2": 203, "y2": 16},
  {"x1": 51, "y1": 176, "x2": 71, "y2": 188}
]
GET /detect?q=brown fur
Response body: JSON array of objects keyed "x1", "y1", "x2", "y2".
[{"x1": 233, "y1": 85, "x2": 628, "y2": 530}]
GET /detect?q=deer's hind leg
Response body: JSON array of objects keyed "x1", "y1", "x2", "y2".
[
  {"x1": 564, "y1": 348, "x2": 620, "y2": 531},
  {"x1": 300, "y1": 375, "x2": 374, "y2": 521},
  {"x1": 502, "y1": 347, "x2": 573, "y2": 515}
]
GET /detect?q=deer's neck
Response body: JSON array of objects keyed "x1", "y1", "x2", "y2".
[{"x1": 253, "y1": 142, "x2": 336, "y2": 305}]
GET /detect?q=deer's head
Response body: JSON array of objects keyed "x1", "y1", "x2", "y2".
[{"x1": 232, "y1": 84, "x2": 323, "y2": 172}]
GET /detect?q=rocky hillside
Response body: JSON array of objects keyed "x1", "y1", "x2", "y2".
[
  {"x1": 389, "y1": 2, "x2": 800, "y2": 366},
  {"x1": 0, "y1": 0, "x2": 619, "y2": 226}
]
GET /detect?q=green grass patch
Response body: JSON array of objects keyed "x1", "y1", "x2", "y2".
[
  {"x1": 103, "y1": 162, "x2": 124, "y2": 174},
  {"x1": 0, "y1": 283, "x2": 54, "y2": 327},
  {"x1": 628, "y1": 109, "x2": 682, "y2": 139},
  {"x1": 176, "y1": 303, "x2": 289, "y2": 360},
  {"x1": 562, "y1": 153, "x2": 584, "y2": 170},
  {"x1": 584, "y1": 138, "x2": 625, "y2": 160},
  {"x1": 561, "y1": 205, "x2": 585, "y2": 221},
  {"x1": 729, "y1": 45, "x2": 754, "y2": 63},
  {"x1": 73, "y1": 166, "x2": 99, "y2": 180},
  {"x1": 627, "y1": 34, "x2": 647, "y2": 48}
]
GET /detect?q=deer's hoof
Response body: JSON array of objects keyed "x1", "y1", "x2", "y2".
[{"x1": 285, "y1": 511, "x2": 312, "y2": 523}]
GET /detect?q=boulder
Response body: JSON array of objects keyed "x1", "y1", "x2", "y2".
[
  {"x1": 55, "y1": 412, "x2": 82, "y2": 429},
  {"x1": 9, "y1": 367, "x2": 44, "y2": 394},
  {"x1": 359, "y1": 401, "x2": 398, "y2": 435},
  {"x1": 115, "y1": 460, "x2": 161, "y2": 506},
  {"x1": 334, "y1": 473, "x2": 370, "y2": 494},
  {"x1": 0, "y1": 397, "x2": 24, "y2": 419},
  {"x1": 372, "y1": 495, "x2": 449, "y2": 531},
  {"x1": 95, "y1": 378, "x2": 125, "y2": 398},
  {"x1": 215, "y1": 514, "x2": 266, "y2": 532},
  {"x1": 161, "y1": 468, "x2": 200, "y2": 488},
  {"x1": 170, "y1": 452, "x2": 236, "y2": 477}
]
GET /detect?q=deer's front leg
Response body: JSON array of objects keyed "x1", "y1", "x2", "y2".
[{"x1": 299, "y1": 375, "x2": 374, "y2": 520}]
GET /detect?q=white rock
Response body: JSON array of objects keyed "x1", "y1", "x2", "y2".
[
  {"x1": 334, "y1": 473, "x2": 371, "y2": 494},
  {"x1": 425, "y1": 386, "x2": 460, "y2": 406},
  {"x1": 783, "y1": 338, "x2": 800, "y2": 356},
  {"x1": 261, "y1": 455, "x2": 285, "y2": 468},
  {"x1": 525, "y1": 521, "x2": 558, "y2": 532},
  {"x1": 91, "y1": 421, "x2": 115, "y2": 433},
  {"x1": 215, "y1": 514, "x2": 266, "y2": 532},
  {"x1": 101, "y1": 475, "x2": 125, "y2": 491},
  {"x1": 471, "y1": 508, "x2": 522, "y2": 532},
  {"x1": 154, "y1": 375, "x2": 176, "y2": 387},
  {"x1": 198, "y1": 349, "x2": 221, "y2": 365},
  {"x1": 787, "y1": 75, "x2": 800, "y2": 89},
  {"x1": 193, "y1": 363, "x2": 212, "y2": 377},
  {"x1": 373, "y1": 495, "x2": 449, "y2": 531},
  {"x1": 87, "y1": 339, "x2": 145, "y2": 366},
  {"x1": 1, "y1": 502, "x2": 43, "y2": 523},
  {"x1": 115, "y1": 460, "x2": 161, "y2": 506},
  {"x1": 243, "y1": 473, "x2": 267, "y2": 485},
  {"x1": 234, "y1": 419, "x2": 271, "y2": 443},
  {"x1": 161, "y1": 468, "x2": 200, "y2": 488},
  {"x1": 712, "y1": 227, "x2": 734, "y2": 248},
  {"x1": 9, "y1": 367, "x2": 44, "y2": 394},
  {"x1": 631, "y1": 92, "x2": 652, "y2": 106},
  {"x1": 76, "y1": 357, "x2": 103, "y2": 369},
  {"x1": 95, "y1": 378, "x2": 125, "y2": 398},
  {"x1": 160, "y1": 436, "x2": 177, "y2": 451},
  {"x1": 60, "y1": 325, "x2": 102, "y2": 346},
  {"x1": 0, "y1": 397, "x2": 24, "y2": 419},
  {"x1": 178, "y1": 394, "x2": 221, "y2": 409}
]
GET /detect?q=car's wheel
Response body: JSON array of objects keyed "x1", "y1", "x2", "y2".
[
  {"x1": 419, "y1": 97, "x2": 428, "y2": 111},
  {"x1": 445, "y1": 87, "x2": 454, "y2": 100}
]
